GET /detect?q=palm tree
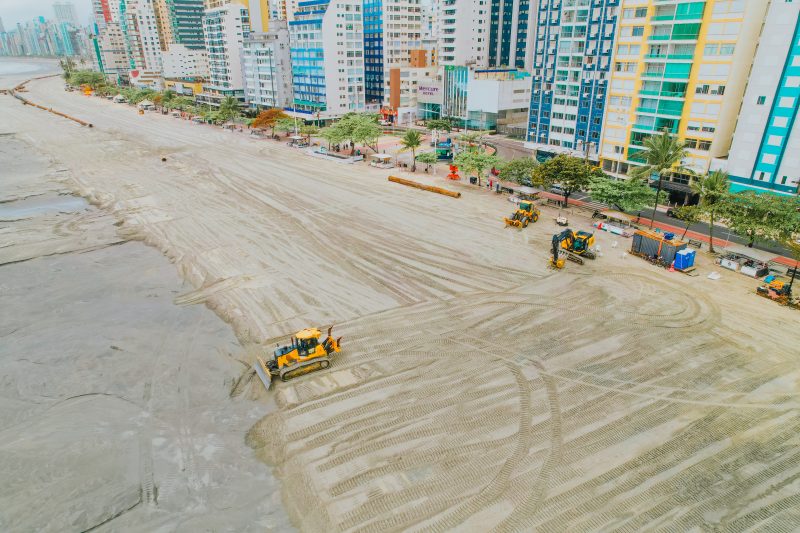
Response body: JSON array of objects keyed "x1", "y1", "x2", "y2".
[
  {"x1": 691, "y1": 170, "x2": 729, "y2": 253},
  {"x1": 218, "y1": 96, "x2": 241, "y2": 122},
  {"x1": 400, "y1": 130, "x2": 422, "y2": 171},
  {"x1": 630, "y1": 129, "x2": 688, "y2": 229}
]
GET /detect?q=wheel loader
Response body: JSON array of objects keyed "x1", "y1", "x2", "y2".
[
  {"x1": 550, "y1": 229, "x2": 596, "y2": 269},
  {"x1": 254, "y1": 326, "x2": 342, "y2": 389},
  {"x1": 504, "y1": 201, "x2": 540, "y2": 228}
]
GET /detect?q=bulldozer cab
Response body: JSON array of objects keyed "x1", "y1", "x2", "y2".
[
  {"x1": 519, "y1": 202, "x2": 532, "y2": 212},
  {"x1": 573, "y1": 231, "x2": 593, "y2": 252}
]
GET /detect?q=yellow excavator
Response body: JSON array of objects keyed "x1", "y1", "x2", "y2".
[
  {"x1": 254, "y1": 326, "x2": 342, "y2": 389},
  {"x1": 550, "y1": 229, "x2": 596, "y2": 269},
  {"x1": 756, "y1": 277, "x2": 793, "y2": 306},
  {"x1": 504, "y1": 201, "x2": 540, "y2": 228}
]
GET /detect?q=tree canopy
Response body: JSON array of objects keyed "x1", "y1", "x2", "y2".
[
  {"x1": 217, "y1": 96, "x2": 241, "y2": 122},
  {"x1": 416, "y1": 152, "x2": 438, "y2": 171},
  {"x1": 499, "y1": 157, "x2": 537, "y2": 185},
  {"x1": 721, "y1": 191, "x2": 800, "y2": 247},
  {"x1": 252, "y1": 108, "x2": 290, "y2": 134},
  {"x1": 588, "y1": 176, "x2": 656, "y2": 212},
  {"x1": 425, "y1": 119, "x2": 452, "y2": 132},
  {"x1": 691, "y1": 170, "x2": 730, "y2": 252},
  {"x1": 453, "y1": 150, "x2": 501, "y2": 186},
  {"x1": 532, "y1": 154, "x2": 602, "y2": 204}
]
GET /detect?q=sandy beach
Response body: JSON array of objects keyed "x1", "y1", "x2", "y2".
[{"x1": 2, "y1": 58, "x2": 800, "y2": 531}]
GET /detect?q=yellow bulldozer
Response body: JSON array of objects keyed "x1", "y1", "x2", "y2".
[
  {"x1": 254, "y1": 326, "x2": 342, "y2": 389},
  {"x1": 504, "y1": 201, "x2": 540, "y2": 229},
  {"x1": 550, "y1": 228, "x2": 596, "y2": 269}
]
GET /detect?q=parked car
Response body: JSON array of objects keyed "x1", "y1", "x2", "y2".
[
  {"x1": 550, "y1": 184, "x2": 565, "y2": 195},
  {"x1": 666, "y1": 207, "x2": 678, "y2": 218}
]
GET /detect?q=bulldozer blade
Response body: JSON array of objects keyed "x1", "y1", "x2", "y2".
[
  {"x1": 504, "y1": 218, "x2": 520, "y2": 228},
  {"x1": 253, "y1": 357, "x2": 273, "y2": 389}
]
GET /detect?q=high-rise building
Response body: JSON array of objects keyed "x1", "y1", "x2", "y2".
[
  {"x1": 525, "y1": 0, "x2": 619, "y2": 160},
  {"x1": 363, "y1": 0, "x2": 423, "y2": 107},
  {"x1": 598, "y1": 0, "x2": 769, "y2": 204},
  {"x1": 488, "y1": 0, "x2": 535, "y2": 70},
  {"x1": 53, "y1": 2, "x2": 79, "y2": 25},
  {"x1": 242, "y1": 20, "x2": 293, "y2": 109},
  {"x1": 120, "y1": 0, "x2": 165, "y2": 88},
  {"x1": 288, "y1": 0, "x2": 366, "y2": 120},
  {"x1": 436, "y1": 0, "x2": 491, "y2": 67},
  {"x1": 197, "y1": 2, "x2": 250, "y2": 105},
  {"x1": 91, "y1": 21, "x2": 130, "y2": 80},
  {"x1": 721, "y1": 2, "x2": 800, "y2": 197}
]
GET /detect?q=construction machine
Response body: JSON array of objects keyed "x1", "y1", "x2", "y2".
[
  {"x1": 254, "y1": 326, "x2": 342, "y2": 389},
  {"x1": 756, "y1": 277, "x2": 793, "y2": 306},
  {"x1": 504, "y1": 201, "x2": 540, "y2": 228},
  {"x1": 550, "y1": 229, "x2": 596, "y2": 269}
]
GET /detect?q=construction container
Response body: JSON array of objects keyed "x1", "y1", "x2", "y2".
[
  {"x1": 674, "y1": 249, "x2": 696, "y2": 270},
  {"x1": 631, "y1": 229, "x2": 688, "y2": 266}
]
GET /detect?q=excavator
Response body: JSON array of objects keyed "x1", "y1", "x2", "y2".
[
  {"x1": 254, "y1": 326, "x2": 342, "y2": 389},
  {"x1": 504, "y1": 201, "x2": 540, "y2": 228},
  {"x1": 550, "y1": 229, "x2": 596, "y2": 269}
]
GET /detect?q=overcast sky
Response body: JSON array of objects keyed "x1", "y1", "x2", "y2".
[{"x1": 1, "y1": 0, "x2": 93, "y2": 27}]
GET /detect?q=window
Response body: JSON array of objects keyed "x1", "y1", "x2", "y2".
[
  {"x1": 774, "y1": 116, "x2": 789, "y2": 127},
  {"x1": 757, "y1": 96, "x2": 766, "y2": 105},
  {"x1": 779, "y1": 96, "x2": 796, "y2": 108},
  {"x1": 768, "y1": 135, "x2": 783, "y2": 146},
  {"x1": 632, "y1": 26, "x2": 644, "y2": 37}
]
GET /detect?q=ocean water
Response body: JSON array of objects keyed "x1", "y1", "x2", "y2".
[{"x1": 0, "y1": 59, "x2": 43, "y2": 76}]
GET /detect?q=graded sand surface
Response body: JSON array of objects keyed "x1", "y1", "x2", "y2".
[{"x1": 3, "y1": 65, "x2": 800, "y2": 531}]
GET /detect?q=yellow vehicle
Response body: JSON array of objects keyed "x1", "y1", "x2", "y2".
[
  {"x1": 550, "y1": 229, "x2": 596, "y2": 269},
  {"x1": 756, "y1": 277, "x2": 792, "y2": 305},
  {"x1": 254, "y1": 326, "x2": 342, "y2": 388},
  {"x1": 504, "y1": 201, "x2": 540, "y2": 228}
]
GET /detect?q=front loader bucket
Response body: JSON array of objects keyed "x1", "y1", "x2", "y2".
[
  {"x1": 253, "y1": 357, "x2": 273, "y2": 390},
  {"x1": 504, "y1": 217, "x2": 520, "y2": 228}
]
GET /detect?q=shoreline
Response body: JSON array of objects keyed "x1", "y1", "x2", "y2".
[{"x1": 3, "y1": 61, "x2": 800, "y2": 532}]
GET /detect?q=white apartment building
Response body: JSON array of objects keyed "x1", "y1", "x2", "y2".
[
  {"x1": 197, "y1": 3, "x2": 250, "y2": 105},
  {"x1": 93, "y1": 21, "x2": 130, "y2": 82},
  {"x1": 288, "y1": 0, "x2": 366, "y2": 120},
  {"x1": 121, "y1": 0, "x2": 164, "y2": 88},
  {"x1": 436, "y1": 0, "x2": 491, "y2": 67},
  {"x1": 242, "y1": 20, "x2": 292, "y2": 109},
  {"x1": 161, "y1": 43, "x2": 209, "y2": 79},
  {"x1": 363, "y1": 0, "x2": 423, "y2": 107},
  {"x1": 721, "y1": 1, "x2": 800, "y2": 196}
]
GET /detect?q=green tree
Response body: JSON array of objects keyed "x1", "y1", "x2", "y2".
[
  {"x1": 67, "y1": 70, "x2": 105, "y2": 88},
  {"x1": 161, "y1": 89, "x2": 177, "y2": 109},
  {"x1": 785, "y1": 239, "x2": 800, "y2": 294},
  {"x1": 499, "y1": 157, "x2": 538, "y2": 185},
  {"x1": 425, "y1": 119, "x2": 452, "y2": 132},
  {"x1": 721, "y1": 192, "x2": 800, "y2": 248},
  {"x1": 588, "y1": 175, "x2": 657, "y2": 213},
  {"x1": 454, "y1": 150, "x2": 501, "y2": 186},
  {"x1": 300, "y1": 124, "x2": 319, "y2": 143},
  {"x1": 399, "y1": 130, "x2": 423, "y2": 171},
  {"x1": 218, "y1": 96, "x2": 241, "y2": 122},
  {"x1": 275, "y1": 117, "x2": 296, "y2": 136},
  {"x1": 416, "y1": 152, "x2": 438, "y2": 172},
  {"x1": 629, "y1": 129, "x2": 689, "y2": 228},
  {"x1": 672, "y1": 205, "x2": 703, "y2": 240},
  {"x1": 319, "y1": 124, "x2": 346, "y2": 150},
  {"x1": 350, "y1": 115, "x2": 382, "y2": 153},
  {"x1": 691, "y1": 170, "x2": 729, "y2": 253},
  {"x1": 59, "y1": 57, "x2": 76, "y2": 80},
  {"x1": 458, "y1": 131, "x2": 486, "y2": 151},
  {"x1": 532, "y1": 154, "x2": 600, "y2": 205}
]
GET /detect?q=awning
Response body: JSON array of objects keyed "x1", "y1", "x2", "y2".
[{"x1": 721, "y1": 243, "x2": 777, "y2": 263}]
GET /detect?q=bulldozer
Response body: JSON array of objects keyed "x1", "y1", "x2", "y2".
[
  {"x1": 254, "y1": 326, "x2": 342, "y2": 389},
  {"x1": 504, "y1": 201, "x2": 540, "y2": 228},
  {"x1": 550, "y1": 229, "x2": 596, "y2": 269}
]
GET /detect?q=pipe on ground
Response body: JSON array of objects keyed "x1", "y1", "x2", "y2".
[{"x1": 388, "y1": 176, "x2": 461, "y2": 198}]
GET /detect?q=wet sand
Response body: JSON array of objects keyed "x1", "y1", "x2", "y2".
[
  {"x1": 2, "y1": 59, "x2": 800, "y2": 531},
  {"x1": 0, "y1": 61, "x2": 291, "y2": 532}
]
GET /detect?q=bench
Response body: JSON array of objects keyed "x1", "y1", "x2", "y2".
[{"x1": 687, "y1": 239, "x2": 703, "y2": 249}]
